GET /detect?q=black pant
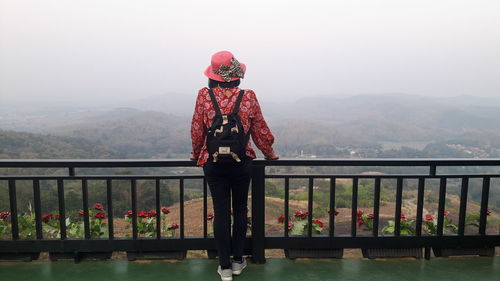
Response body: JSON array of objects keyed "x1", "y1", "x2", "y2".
[{"x1": 203, "y1": 157, "x2": 252, "y2": 268}]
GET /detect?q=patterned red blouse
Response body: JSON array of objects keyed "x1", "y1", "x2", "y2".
[{"x1": 190, "y1": 86, "x2": 276, "y2": 166}]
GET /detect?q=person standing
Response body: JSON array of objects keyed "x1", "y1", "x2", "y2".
[{"x1": 190, "y1": 50, "x2": 278, "y2": 281}]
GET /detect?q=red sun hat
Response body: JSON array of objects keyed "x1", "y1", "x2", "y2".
[{"x1": 204, "y1": 50, "x2": 246, "y2": 82}]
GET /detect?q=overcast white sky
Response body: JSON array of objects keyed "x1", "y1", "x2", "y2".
[{"x1": 1, "y1": 0, "x2": 499, "y2": 105}]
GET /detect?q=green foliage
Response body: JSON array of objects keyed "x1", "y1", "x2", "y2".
[
  {"x1": 265, "y1": 181, "x2": 283, "y2": 198},
  {"x1": 382, "y1": 219, "x2": 415, "y2": 235},
  {"x1": 0, "y1": 220, "x2": 10, "y2": 238},
  {"x1": 17, "y1": 213, "x2": 36, "y2": 238}
]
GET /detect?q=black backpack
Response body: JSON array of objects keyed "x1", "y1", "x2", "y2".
[{"x1": 206, "y1": 88, "x2": 250, "y2": 164}]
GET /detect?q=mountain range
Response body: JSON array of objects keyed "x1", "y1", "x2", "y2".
[{"x1": 1, "y1": 93, "x2": 500, "y2": 159}]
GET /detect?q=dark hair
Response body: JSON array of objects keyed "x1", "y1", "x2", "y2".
[{"x1": 208, "y1": 78, "x2": 241, "y2": 89}]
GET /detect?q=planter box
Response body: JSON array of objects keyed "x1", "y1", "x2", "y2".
[
  {"x1": 432, "y1": 247, "x2": 495, "y2": 257},
  {"x1": 0, "y1": 252, "x2": 40, "y2": 261},
  {"x1": 126, "y1": 251, "x2": 187, "y2": 261},
  {"x1": 49, "y1": 251, "x2": 113, "y2": 262},
  {"x1": 207, "y1": 248, "x2": 252, "y2": 259},
  {"x1": 284, "y1": 248, "x2": 344, "y2": 259},
  {"x1": 362, "y1": 248, "x2": 423, "y2": 259}
]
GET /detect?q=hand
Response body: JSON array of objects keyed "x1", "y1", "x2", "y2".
[{"x1": 265, "y1": 153, "x2": 279, "y2": 160}]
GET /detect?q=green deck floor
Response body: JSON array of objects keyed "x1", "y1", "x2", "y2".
[{"x1": 0, "y1": 257, "x2": 499, "y2": 281}]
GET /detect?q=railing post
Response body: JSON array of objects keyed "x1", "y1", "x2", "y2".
[{"x1": 251, "y1": 163, "x2": 266, "y2": 264}]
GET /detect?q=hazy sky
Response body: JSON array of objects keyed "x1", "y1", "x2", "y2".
[{"x1": 1, "y1": 0, "x2": 499, "y2": 105}]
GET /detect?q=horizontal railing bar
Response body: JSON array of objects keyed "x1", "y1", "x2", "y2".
[
  {"x1": 0, "y1": 237, "x2": 223, "y2": 252},
  {"x1": 0, "y1": 175, "x2": 205, "y2": 180},
  {"x1": 266, "y1": 174, "x2": 500, "y2": 178},
  {"x1": 2, "y1": 174, "x2": 500, "y2": 180},
  {"x1": 1, "y1": 233, "x2": 498, "y2": 242},
  {"x1": 2, "y1": 158, "x2": 500, "y2": 168},
  {"x1": 1, "y1": 235, "x2": 498, "y2": 252},
  {"x1": 264, "y1": 235, "x2": 500, "y2": 248}
]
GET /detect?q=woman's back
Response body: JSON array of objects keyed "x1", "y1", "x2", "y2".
[{"x1": 191, "y1": 86, "x2": 275, "y2": 166}]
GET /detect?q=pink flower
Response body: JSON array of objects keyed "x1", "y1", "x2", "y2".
[
  {"x1": 94, "y1": 212, "x2": 106, "y2": 219},
  {"x1": 93, "y1": 203, "x2": 104, "y2": 210},
  {"x1": 168, "y1": 223, "x2": 179, "y2": 230},
  {"x1": 357, "y1": 218, "x2": 364, "y2": 228},
  {"x1": 125, "y1": 210, "x2": 133, "y2": 218},
  {"x1": 0, "y1": 211, "x2": 11, "y2": 221},
  {"x1": 161, "y1": 206, "x2": 170, "y2": 214},
  {"x1": 367, "y1": 213, "x2": 374, "y2": 219},
  {"x1": 277, "y1": 214, "x2": 285, "y2": 223},
  {"x1": 207, "y1": 212, "x2": 214, "y2": 220},
  {"x1": 357, "y1": 210, "x2": 364, "y2": 218},
  {"x1": 42, "y1": 213, "x2": 53, "y2": 223},
  {"x1": 77, "y1": 210, "x2": 84, "y2": 217},
  {"x1": 137, "y1": 211, "x2": 149, "y2": 218},
  {"x1": 294, "y1": 210, "x2": 309, "y2": 219},
  {"x1": 287, "y1": 221, "x2": 294, "y2": 230},
  {"x1": 328, "y1": 209, "x2": 340, "y2": 216},
  {"x1": 313, "y1": 219, "x2": 324, "y2": 228},
  {"x1": 400, "y1": 213, "x2": 407, "y2": 221},
  {"x1": 148, "y1": 210, "x2": 157, "y2": 217},
  {"x1": 425, "y1": 214, "x2": 434, "y2": 222},
  {"x1": 443, "y1": 210, "x2": 450, "y2": 217},
  {"x1": 486, "y1": 209, "x2": 492, "y2": 216}
]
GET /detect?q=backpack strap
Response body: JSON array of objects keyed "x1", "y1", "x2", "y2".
[
  {"x1": 232, "y1": 90, "x2": 245, "y2": 114},
  {"x1": 207, "y1": 88, "x2": 221, "y2": 115}
]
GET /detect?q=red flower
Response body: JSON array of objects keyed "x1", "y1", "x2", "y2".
[
  {"x1": 425, "y1": 214, "x2": 434, "y2": 222},
  {"x1": 328, "y1": 209, "x2": 340, "y2": 216},
  {"x1": 294, "y1": 210, "x2": 309, "y2": 219},
  {"x1": 357, "y1": 218, "x2": 364, "y2": 228},
  {"x1": 400, "y1": 213, "x2": 407, "y2": 221},
  {"x1": 161, "y1": 206, "x2": 170, "y2": 214},
  {"x1": 294, "y1": 210, "x2": 302, "y2": 218},
  {"x1": 42, "y1": 213, "x2": 53, "y2": 223},
  {"x1": 148, "y1": 210, "x2": 157, "y2": 217},
  {"x1": 443, "y1": 210, "x2": 450, "y2": 217},
  {"x1": 277, "y1": 214, "x2": 285, "y2": 223},
  {"x1": 230, "y1": 208, "x2": 234, "y2": 215},
  {"x1": 0, "y1": 211, "x2": 10, "y2": 221},
  {"x1": 125, "y1": 210, "x2": 133, "y2": 218},
  {"x1": 94, "y1": 212, "x2": 106, "y2": 219},
  {"x1": 287, "y1": 221, "x2": 294, "y2": 230},
  {"x1": 367, "y1": 213, "x2": 374, "y2": 219},
  {"x1": 313, "y1": 219, "x2": 324, "y2": 228},
  {"x1": 77, "y1": 210, "x2": 84, "y2": 217},
  {"x1": 137, "y1": 211, "x2": 149, "y2": 218},
  {"x1": 168, "y1": 223, "x2": 179, "y2": 230},
  {"x1": 486, "y1": 209, "x2": 492, "y2": 216},
  {"x1": 93, "y1": 203, "x2": 104, "y2": 210},
  {"x1": 207, "y1": 212, "x2": 214, "y2": 220},
  {"x1": 357, "y1": 210, "x2": 364, "y2": 218}
]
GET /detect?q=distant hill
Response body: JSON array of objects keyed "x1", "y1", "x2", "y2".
[
  {"x1": 0, "y1": 129, "x2": 121, "y2": 159},
  {"x1": 2, "y1": 93, "x2": 500, "y2": 158},
  {"x1": 42, "y1": 109, "x2": 192, "y2": 158}
]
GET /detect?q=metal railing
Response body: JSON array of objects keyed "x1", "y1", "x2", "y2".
[{"x1": 0, "y1": 158, "x2": 499, "y2": 263}]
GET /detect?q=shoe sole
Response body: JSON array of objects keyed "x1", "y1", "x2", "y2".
[
  {"x1": 232, "y1": 263, "x2": 247, "y2": 275},
  {"x1": 217, "y1": 269, "x2": 233, "y2": 281}
]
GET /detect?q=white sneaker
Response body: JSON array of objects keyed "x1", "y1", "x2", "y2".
[
  {"x1": 217, "y1": 265, "x2": 233, "y2": 281},
  {"x1": 231, "y1": 257, "x2": 247, "y2": 275}
]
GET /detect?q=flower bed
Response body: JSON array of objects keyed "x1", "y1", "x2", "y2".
[{"x1": 276, "y1": 209, "x2": 343, "y2": 259}]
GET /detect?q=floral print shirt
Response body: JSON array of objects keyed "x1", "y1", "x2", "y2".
[{"x1": 190, "y1": 86, "x2": 276, "y2": 166}]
